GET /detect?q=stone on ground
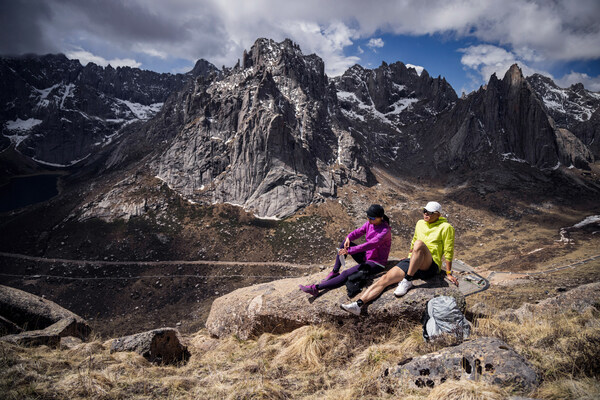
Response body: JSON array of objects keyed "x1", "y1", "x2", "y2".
[
  {"x1": 110, "y1": 328, "x2": 190, "y2": 365},
  {"x1": 385, "y1": 337, "x2": 538, "y2": 391}
]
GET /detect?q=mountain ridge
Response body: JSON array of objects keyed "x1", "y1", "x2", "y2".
[{"x1": 2, "y1": 38, "x2": 600, "y2": 221}]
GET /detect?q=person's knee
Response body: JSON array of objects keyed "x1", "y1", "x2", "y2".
[
  {"x1": 413, "y1": 240, "x2": 427, "y2": 252},
  {"x1": 376, "y1": 274, "x2": 393, "y2": 287}
]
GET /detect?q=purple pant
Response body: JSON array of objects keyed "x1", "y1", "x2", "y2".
[{"x1": 317, "y1": 241, "x2": 380, "y2": 290}]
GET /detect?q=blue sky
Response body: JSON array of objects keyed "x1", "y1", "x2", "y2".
[{"x1": 2, "y1": 0, "x2": 600, "y2": 94}]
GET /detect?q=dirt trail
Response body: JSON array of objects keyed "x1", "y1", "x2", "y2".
[{"x1": 0, "y1": 251, "x2": 318, "y2": 269}]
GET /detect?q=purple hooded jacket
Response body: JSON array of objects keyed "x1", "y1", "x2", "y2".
[{"x1": 346, "y1": 221, "x2": 392, "y2": 266}]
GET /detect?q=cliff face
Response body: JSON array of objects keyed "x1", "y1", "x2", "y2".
[
  {"x1": 431, "y1": 64, "x2": 593, "y2": 171},
  {"x1": 0, "y1": 54, "x2": 216, "y2": 166},
  {"x1": 154, "y1": 38, "x2": 369, "y2": 218}
]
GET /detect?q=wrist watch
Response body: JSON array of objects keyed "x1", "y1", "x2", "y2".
[{"x1": 446, "y1": 270, "x2": 452, "y2": 275}]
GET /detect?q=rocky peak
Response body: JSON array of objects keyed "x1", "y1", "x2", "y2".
[
  {"x1": 153, "y1": 38, "x2": 368, "y2": 218},
  {"x1": 569, "y1": 82, "x2": 585, "y2": 92},
  {"x1": 504, "y1": 63, "x2": 525, "y2": 87},
  {"x1": 431, "y1": 62, "x2": 593, "y2": 172},
  {"x1": 242, "y1": 38, "x2": 304, "y2": 70},
  {"x1": 188, "y1": 59, "x2": 220, "y2": 78},
  {"x1": 334, "y1": 60, "x2": 457, "y2": 128}
]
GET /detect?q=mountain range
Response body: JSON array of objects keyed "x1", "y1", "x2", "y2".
[{"x1": 1, "y1": 38, "x2": 599, "y2": 222}]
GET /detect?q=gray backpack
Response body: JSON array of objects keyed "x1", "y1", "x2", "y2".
[{"x1": 422, "y1": 296, "x2": 471, "y2": 341}]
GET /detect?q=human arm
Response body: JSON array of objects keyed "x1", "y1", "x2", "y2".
[
  {"x1": 443, "y1": 225, "x2": 457, "y2": 286},
  {"x1": 347, "y1": 225, "x2": 390, "y2": 255},
  {"x1": 408, "y1": 223, "x2": 419, "y2": 257},
  {"x1": 346, "y1": 222, "x2": 368, "y2": 242}
]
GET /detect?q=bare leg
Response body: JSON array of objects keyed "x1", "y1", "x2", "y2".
[
  {"x1": 359, "y1": 240, "x2": 434, "y2": 305},
  {"x1": 359, "y1": 266, "x2": 405, "y2": 304},
  {"x1": 407, "y1": 240, "x2": 434, "y2": 275}
]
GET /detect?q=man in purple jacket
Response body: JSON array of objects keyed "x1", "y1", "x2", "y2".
[{"x1": 299, "y1": 204, "x2": 392, "y2": 297}]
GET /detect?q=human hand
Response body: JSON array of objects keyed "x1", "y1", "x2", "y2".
[
  {"x1": 338, "y1": 248, "x2": 348, "y2": 256},
  {"x1": 344, "y1": 237, "x2": 350, "y2": 250},
  {"x1": 447, "y1": 274, "x2": 459, "y2": 286}
]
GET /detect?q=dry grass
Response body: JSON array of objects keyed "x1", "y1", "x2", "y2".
[
  {"x1": 1, "y1": 287, "x2": 599, "y2": 399},
  {"x1": 535, "y1": 377, "x2": 600, "y2": 400},
  {"x1": 474, "y1": 307, "x2": 600, "y2": 380},
  {"x1": 426, "y1": 378, "x2": 508, "y2": 400}
]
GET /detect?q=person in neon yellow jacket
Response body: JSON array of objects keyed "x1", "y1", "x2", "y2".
[{"x1": 341, "y1": 201, "x2": 458, "y2": 316}]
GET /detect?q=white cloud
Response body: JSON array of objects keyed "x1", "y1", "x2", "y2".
[
  {"x1": 65, "y1": 48, "x2": 141, "y2": 68},
  {"x1": 5, "y1": 0, "x2": 600, "y2": 81},
  {"x1": 357, "y1": 46, "x2": 364, "y2": 54},
  {"x1": 133, "y1": 44, "x2": 168, "y2": 59},
  {"x1": 556, "y1": 72, "x2": 600, "y2": 92},
  {"x1": 459, "y1": 44, "x2": 551, "y2": 90},
  {"x1": 366, "y1": 37, "x2": 384, "y2": 50}
]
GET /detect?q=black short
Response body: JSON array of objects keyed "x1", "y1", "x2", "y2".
[{"x1": 396, "y1": 258, "x2": 439, "y2": 280}]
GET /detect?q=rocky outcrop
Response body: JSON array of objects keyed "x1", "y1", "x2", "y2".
[
  {"x1": 206, "y1": 270, "x2": 464, "y2": 339},
  {"x1": 385, "y1": 337, "x2": 539, "y2": 391},
  {"x1": 0, "y1": 284, "x2": 89, "y2": 334},
  {"x1": 497, "y1": 282, "x2": 600, "y2": 323},
  {"x1": 155, "y1": 38, "x2": 370, "y2": 218},
  {"x1": 0, "y1": 285, "x2": 91, "y2": 346},
  {"x1": 110, "y1": 328, "x2": 190, "y2": 364},
  {"x1": 555, "y1": 128, "x2": 594, "y2": 169},
  {"x1": 0, "y1": 54, "x2": 217, "y2": 166}
]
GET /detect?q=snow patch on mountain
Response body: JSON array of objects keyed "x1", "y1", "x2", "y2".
[
  {"x1": 115, "y1": 99, "x2": 164, "y2": 120},
  {"x1": 33, "y1": 153, "x2": 91, "y2": 168},
  {"x1": 386, "y1": 98, "x2": 419, "y2": 115},
  {"x1": 5, "y1": 118, "x2": 43, "y2": 131},
  {"x1": 501, "y1": 152, "x2": 528, "y2": 163}
]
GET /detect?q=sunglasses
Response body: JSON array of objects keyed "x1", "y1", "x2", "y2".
[
  {"x1": 367, "y1": 216, "x2": 377, "y2": 220},
  {"x1": 423, "y1": 209, "x2": 437, "y2": 215}
]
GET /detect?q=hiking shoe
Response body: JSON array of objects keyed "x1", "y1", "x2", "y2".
[
  {"x1": 340, "y1": 302, "x2": 361, "y2": 316},
  {"x1": 324, "y1": 271, "x2": 340, "y2": 281},
  {"x1": 394, "y1": 278, "x2": 413, "y2": 297},
  {"x1": 299, "y1": 284, "x2": 319, "y2": 297}
]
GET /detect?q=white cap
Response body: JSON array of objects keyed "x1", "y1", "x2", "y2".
[{"x1": 424, "y1": 201, "x2": 442, "y2": 213}]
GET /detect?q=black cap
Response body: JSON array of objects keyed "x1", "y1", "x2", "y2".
[{"x1": 366, "y1": 204, "x2": 384, "y2": 218}]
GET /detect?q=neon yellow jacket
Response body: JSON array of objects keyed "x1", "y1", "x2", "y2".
[{"x1": 409, "y1": 217, "x2": 455, "y2": 271}]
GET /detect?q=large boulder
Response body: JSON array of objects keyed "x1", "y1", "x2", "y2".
[
  {"x1": 385, "y1": 337, "x2": 539, "y2": 391},
  {"x1": 206, "y1": 271, "x2": 464, "y2": 339},
  {"x1": 0, "y1": 284, "x2": 91, "y2": 340},
  {"x1": 110, "y1": 328, "x2": 190, "y2": 365}
]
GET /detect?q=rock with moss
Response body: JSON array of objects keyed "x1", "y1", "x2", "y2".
[
  {"x1": 385, "y1": 337, "x2": 539, "y2": 391},
  {"x1": 206, "y1": 270, "x2": 464, "y2": 339}
]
